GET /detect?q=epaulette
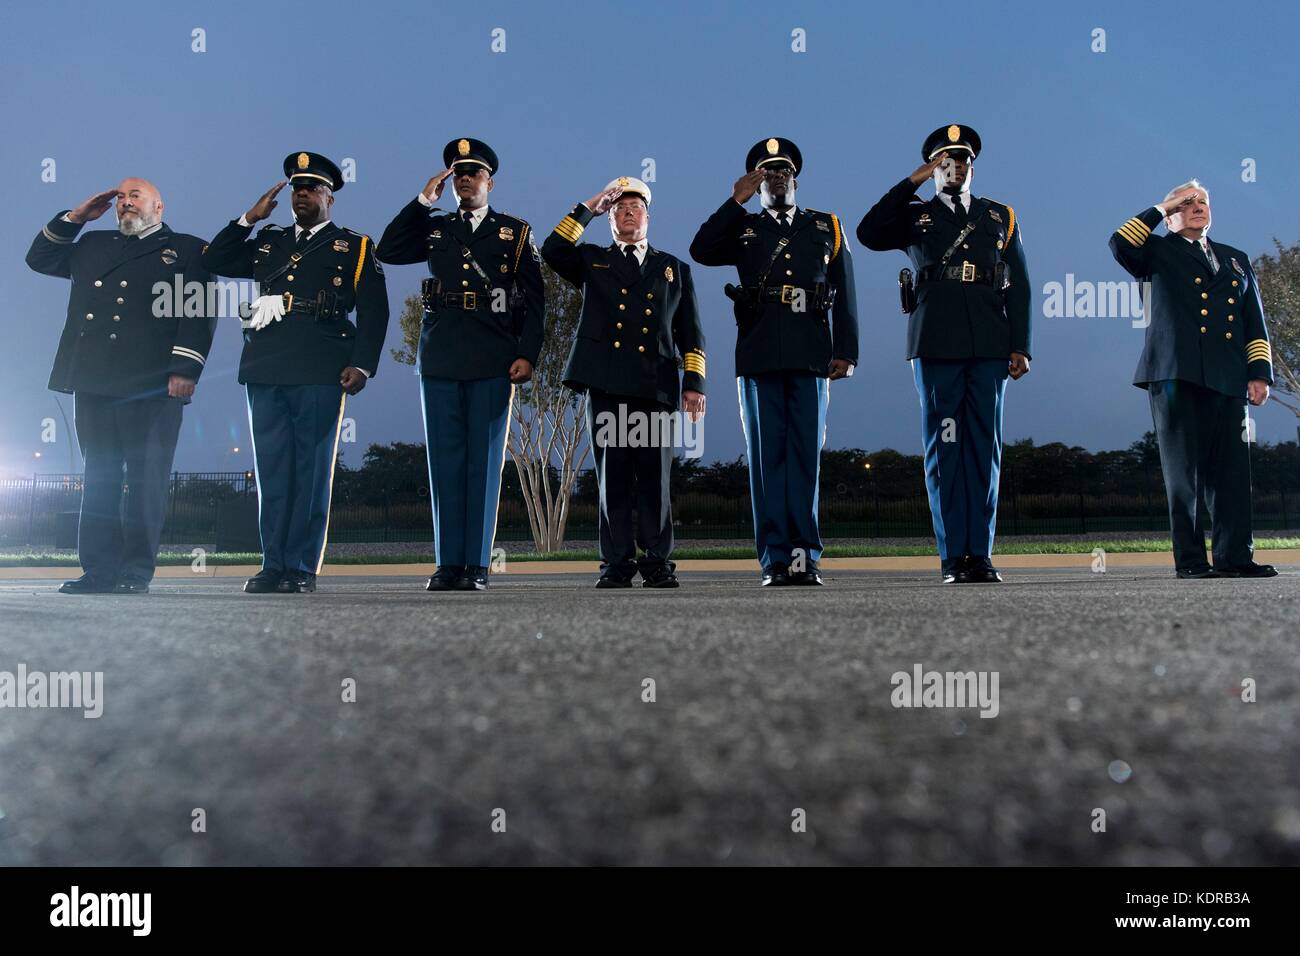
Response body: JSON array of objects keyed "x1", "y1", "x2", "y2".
[
  {"x1": 983, "y1": 199, "x2": 1016, "y2": 242},
  {"x1": 805, "y1": 208, "x2": 844, "y2": 260}
]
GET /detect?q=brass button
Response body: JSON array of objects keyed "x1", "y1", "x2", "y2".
[
  {"x1": 287, "y1": 275, "x2": 294, "y2": 281},
  {"x1": 962, "y1": 243, "x2": 969, "y2": 249},
  {"x1": 1227, "y1": 298, "x2": 1235, "y2": 304},
  {"x1": 1201, "y1": 292, "x2": 1208, "y2": 299},
  {"x1": 614, "y1": 341, "x2": 621, "y2": 348},
  {"x1": 109, "y1": 333, "x2": 117, "y2": 340},
  {"x1": 642, "y1": 327, "x2": 649, "y2": 334},
  {"x1": 618, "y1": 304, "x2": 625, "y2": 310},
  {"x1": 784, "y1": 253, "x2": 791, "y2": 259},
  {"x1": 120, "y1": 281, "x2": 127, "y2": 288},
  {"x1": 93, "y1": 280, "x2": 102, "y2": 287},
  {"x1": 1200, "y1": 326, "x2": 1207, "y2": 333},
  {"x1": 785, "y1": 269, "x2": 793, "y2": 276},
  {"x1": 116, "y1": 297, "x2": 124, "y2": 304},
  {"x1": 1226, "y1": 332, "x2": 1232, "y2": 340},
  {"x1": 1227, "y1": 314, "x2": 1234, "y2": 320},
  {"x1": 462, "y1": 280, "x2": 469, "y2": 287},
  {"x1": 644, "y1": 308, "x2": 652, "y2": 316},
  {"x1": 112, "y1": 315, "x2": 120, "y2": 322},
  {"x1": 85, "y1": 313, "x2": 93, "y2": 320},
  {"x1": 462, "y1": 263, "x2": 469, "y2": 270},
  {"x1": 1200, "y1": 309, "x2": 1208, "y2": 316},
  {"x1": 638, "y1": 345, "x2": 646, "y2": 353},
  {"x1": 1231, "y1": 280, "x2": 1238, "y2": 287},
  {"x1": 616, "y1": 322, "x2": 622, "y2": 330},
  {"x1": 646, "y1": 293, "x2": 653, "y2": 299},
  {"x1": 1194, "y1": 277, "x2": 1202, "y2": 284},
  {"x1": 621, "y1": 288, "x2": 627, "y2": 295}
]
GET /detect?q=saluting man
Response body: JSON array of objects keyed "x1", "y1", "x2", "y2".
[
  {"x1": 1109, "y1": 180, "x2": 1276, "y2": 579},
  {"x1": 26, "y1": 179, "x2": 216, "y2": 594},
  {"x1": 858, "y1": 125, "x2": 1031, "y2": 584},
  {"x1": 690, "y1": 138, "x2": 858, "y2": 587},
  {"x1": 376, "y1": 139, "x2": 545, "y2": 593},
  {"x1": 543, "y1": 177, "x2": 707, "y2": 588},
  {"x1": 203, "y1": 152, "x2": 389, "y2": 594}
]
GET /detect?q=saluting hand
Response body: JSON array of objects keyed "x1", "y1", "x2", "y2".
[
  {"x1": 245, "y1": 181, "x2": 287, "y2": 224},
  {"x1": 584, "y1": 185, "x2": 624, "y2": 215},
  {"x1": 908, "y1": 154, "x2": 947, "y2": 186},
  {"x1": 1009, "y1": 352, "x2": 1030, "y2": 380},
  {"x1": 732, "y1": 169, "x2": 765, "y2": 205},
  {"x1": 423, "y1": 169, "x2": 454, "y2": 203},
  {"x1": 66, "y1": 187, "x2": 120, "y2": 224}
]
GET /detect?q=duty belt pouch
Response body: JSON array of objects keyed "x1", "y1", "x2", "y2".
[
  {"x1": 993, "y1": 261, "x2": 1009, "y2": 292},
  {"x1": 420, "y1": 277, "x2": 441, "y2": 310},
  {"x1": 313, "y1": 290, "x2": 340, "y2": 323},
  {"x1": 899, "y1": 268, "x2": 917, "y2": 313},
  {"x1": 724, "y1": 283, "x2": 759, "y2": 331}
]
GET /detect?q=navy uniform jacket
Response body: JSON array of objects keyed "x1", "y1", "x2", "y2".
[
  {"x1": 857, "y1": 178, "x2": 1031, "y2": 361},
  {"x1": 376, "y1": 199, "x2": 545, "y2": 380},
  {"x1": 689, "y1": 200, "x2": 858, "y2": 377},
  {"x1": 1109, "y1": 206, "x2": 1273, "y2": 398},
  {"x1": 543, "y1": 204, "x2": 706, "y2": 406},
  {"x1": 201, "y1": 219, "x2": 389, "y2": 385},
  {"x1": 26, "y1": 213, "x2": 216, "y2": 401}
]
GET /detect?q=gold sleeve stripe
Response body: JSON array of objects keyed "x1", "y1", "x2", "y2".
[
  {"x1": 830, "y1": 214, "x2": 843, "y2": 260},
  {"x1": 683, "y1": 351, "x2": 706, "y2": 376},
  {"x1": 1005, "y1": 205, "x2": 1017, "y2": 243},
  {"x1": 1246, "y1": 340, "x2": 1272, "y2": 362},
  {"x1": 1117, "y1": 223, "x2": 1148, "y2": 247},
  {"x1": 353, "y1": 234, "x2": 368, "y2": 289},
  {"x1": 553, "y1": 217, "x2": 583, "y2": 242}
]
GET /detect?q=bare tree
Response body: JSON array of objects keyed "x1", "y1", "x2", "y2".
[
  {"x1": 388, "y1": 266, "x2": 590, "y2": 552},
  {"x1": 508, "y1": 262, "x2": 588, "y2": 551},
  {"x1": 1254, "y1": 239, "x2": 1300, "y2": 425}
]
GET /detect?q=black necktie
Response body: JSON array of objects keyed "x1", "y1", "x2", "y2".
[
  {"x1": 1199, "y1": 241, "x2": 1217, "y2": 274},
  {"x1": 952, "y1": 196, "x2": 967, "y2": 221},
  {"x1": 295, "y1": 228, "x2": 312, "y2": 249},
  {"x1": 462, "y1": 210, "x2": 475, "y2": 232},
  {"x1": 623, "y1": 244, "x2": 639, "y2": 267},
  {"x1": 778, "y1": 212, "x2": 791, "y2": 229}
]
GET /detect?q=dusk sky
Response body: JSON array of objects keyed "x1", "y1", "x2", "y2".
[{"x1": 4, "y1": 0, "x2": 1297, "y2": 477}]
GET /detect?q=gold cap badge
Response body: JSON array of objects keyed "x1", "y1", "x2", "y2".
[
  {"x1": 296, "y1": 152, "x2": 310, "y2": 169},
  {"x1": 617, "y1": 176, "x2": 630, "y2": 187},
  {"x1": 947, "y1": 125, "x2": 960, "y2": 143},
  {"x1": 457, "y1": 139, "x2": 470, "y2": 157},
  {"x1": 766, "y1": 138, "x2": 779, "y2": 155}
]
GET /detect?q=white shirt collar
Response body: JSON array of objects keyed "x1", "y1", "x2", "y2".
[
  {"x1": 457, "y1": 205, "x2": 488, "y2": 230},
  {"x1": 294, "y1": 219, "x2": 331, "y2": 240},
  {"x1": 134, "y1": 221, "x2": 164, "y2": 240},
  {"x1": 617, "y1": 238, "x2": 648, "y2": 263},
  {"x1": 765, "y1": 206, "x2": 797, "y2": 222},
  {"x1": 935, "y1": 189, "x2": 971, "y2": 212}
]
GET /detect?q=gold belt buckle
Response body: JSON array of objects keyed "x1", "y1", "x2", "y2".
[
  {"x1": 282, "y1": 292, "x2": 294, "y2": 312},
  {"x1": 780, "y1": 284, "x2": 796, "y2": 304},
  {"x1": 961, "y1": 261, "x2": 976, "y2": 283},
  {"x1": 463, "y1": 291, "x2": 477, "y2": 310}
]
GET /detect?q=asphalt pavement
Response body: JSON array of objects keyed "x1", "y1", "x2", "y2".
[{"x1": 0, "y1": 567, "x2": 1296, "y2": 865}]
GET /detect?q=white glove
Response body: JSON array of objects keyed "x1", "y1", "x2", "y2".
[{"x1": 248, "y1": 294, "x2": 286, "y2": 331}]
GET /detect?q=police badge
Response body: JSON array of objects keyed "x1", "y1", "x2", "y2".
[
  {"x1": 499, "y1": 226, "x2": 514, "y2": 241},
  {"x1": 160, "y1": 248, "x2": 177, "y2": 265},
  {"x1": 333, "y1": 239, "x2": 350, "y2": 253},
  {"x1": 664, "y1": 265, "x2": 674, "y2": 282}
]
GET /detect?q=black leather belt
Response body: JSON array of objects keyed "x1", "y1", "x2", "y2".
[
  {"x1": 281, "y1": 291, "x2": 345, "y2": 321},
  {"x1": 919, "y1": 262, "x2": 994, "y2": 285},
  {"x1": 757, "y1": 284, "x2": 821, "y2": 304},
  {"x1": 420, "y1": 278, "x2": 487, "y2": 311}
]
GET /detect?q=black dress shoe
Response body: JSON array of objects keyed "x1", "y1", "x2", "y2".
[
  {"x1": 641, "y1": 568, "x2": 680, "y2": 588},
  {"x1": 115, "y1": 579, "x2": 150, "y2": 594},
  {"x1": 455, "y1": 566, "x2": 489, "y2": 591},
  {"x1": 1176, "y1": 566, "x2": 1222, "y2": 579},
  {"x1": 426, "y1": 566, "x2": 463, "y2": 591},
  {"x1": 277, "y1": 571, "x2": 317, "y2": 593},
  {"x1": 761, "y1": 564, "x2": 791, "y2": 587},
  {"x1": 942, "y1": 556, "x2": 971, "y2": 584},
  {"x1": 966, "y1": 556, "x2": 1003, "y2": 584},
  {"x1": 789, "y1": 566, "x2": 824, "y2": 586},
  {"x1": 243, "y1": 569, "x2": 283, "y2": 593},
  {"x1": 1214, "y1": 561, "x2": 1278, "y2": 578},
  {"x1": 596, "y1": 574, "x2": 634, "y2": 589},
  {"x1": 58, "y1": 574, "x2": 117, "y2": 595}
]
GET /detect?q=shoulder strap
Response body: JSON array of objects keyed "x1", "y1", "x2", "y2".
[{"x1": 260, "y1": 230, "x2": 343, "y2": 286}]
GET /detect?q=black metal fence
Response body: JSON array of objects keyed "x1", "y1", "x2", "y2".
[{"x1": 3, "y1": 470, "x2": 1296, "y2": 548}]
